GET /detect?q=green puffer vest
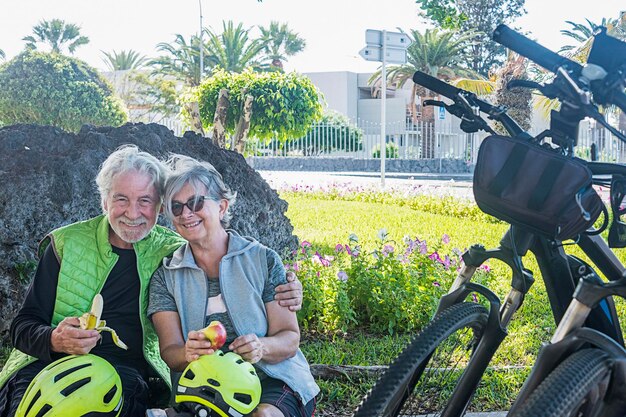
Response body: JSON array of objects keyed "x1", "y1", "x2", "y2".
[{"x1": 0, "y1": 215, "x2": 185, "y2": 390}]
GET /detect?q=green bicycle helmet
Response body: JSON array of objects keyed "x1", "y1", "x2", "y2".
[
  {"x1": 16, "y1": 354, "x2": 123, "y2": 417},
  {"x1": 176, "y1": 350, "x2": 261, "y2": 417}
]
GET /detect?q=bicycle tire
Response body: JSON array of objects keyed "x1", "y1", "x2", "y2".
[
  {"x1": 509, "y1": 348, "x2": 612, "y2": 417},
  {"x1": 353, "y1": 302, "x2": 489, "y2": 417}
]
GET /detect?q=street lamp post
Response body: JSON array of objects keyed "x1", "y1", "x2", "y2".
[{"x1": 198, "y1": 0, "x2": 204, "y2": 81}]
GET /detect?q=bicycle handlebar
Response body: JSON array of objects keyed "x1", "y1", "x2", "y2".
[
  {"x1": 492, "y1": 24, "x2": 583, "y2": 75},
  {"x1": 411, "y1": 71, "x2": 461, "y2": 100}
]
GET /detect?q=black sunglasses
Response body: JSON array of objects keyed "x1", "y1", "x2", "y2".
[{"x1": 171, "y1": 196, "x2": 212, "y2": 216}]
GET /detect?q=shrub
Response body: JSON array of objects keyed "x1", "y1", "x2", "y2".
[
  {"x1": 290, "y1": 230, "x2": 492, "y2": 335},
  {"x1": 0, "y1": 51, "x2": 127, "y2": 132},
  {"x1": 372, "y1": 142, "x2": 399, "y2": 158}
]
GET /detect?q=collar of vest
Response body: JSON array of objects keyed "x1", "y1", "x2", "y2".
[{"x1": 164, "y1": 230, "x2": 258, "y2": 270}]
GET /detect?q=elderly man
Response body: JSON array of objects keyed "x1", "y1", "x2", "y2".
[{"x1": 0, "y1": 145, "x2": 302, "y2": 417}]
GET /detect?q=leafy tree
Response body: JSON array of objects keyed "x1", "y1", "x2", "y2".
[
  {"x1": 0, "y1": 49, "x2": 4, "y2": 61},
  {"x1": 151, "y1": 34, "x2": 203, "y2": 86},
  {"x1": 196, "y1": 69, "x2": 322, "y2": 142},
  {"x1": 0, "y1": 51, "x2": 127, "y2": 132},
  {"x1": 417, "y1": 0, "x2": 526, "y2": 76},
  {"x1": 102, "y1": 49, "x2": 148, "y2": 71},
  {"x1": 23, "y1": 19, "x2": 89, "y2": 54},
  {"x1": 284, "y1": 110, "x2": 362, "y2": 155},
  {"x1": 258, "y1": 21, "x2": 306, "y2": 71},
  {"x1": 415, "y1": 0, "x2": 467, "y2": 29},
  {"x1": 204, "y1": 21, "x2": 265, "y2": 73}
]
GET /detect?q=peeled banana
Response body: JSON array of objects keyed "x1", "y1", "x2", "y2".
[{"x1": 79, "y1": 294, "x2": 128, "y2": 350}]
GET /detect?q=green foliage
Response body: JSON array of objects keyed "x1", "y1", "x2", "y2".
[
  {"x1": 102, "y1": 49, "x2": 148, "y2": 71},
  {"x1": 283, "y1": 110, "x2": 362, "y2": 155},
  {"x1": 417, "y1": 0, "x2": 527, "y2": 76},
  {"x1": 196, "y1": 69, "x2": 322, "y2": 141},
  {"x1": 292, "y1": 230, "x2": 492, "y2": 335},
  {"x1": 415, "y1": 0, "x2": 468, "y2": 30},
  {"x1": 14, "y1": 260, "x2": 37, "y2": 284},
  {"x1": 123, "y1": 72, "x2": 179, "y2": 122},
  {"x1": 371, "y1": 142, "x2": 399, "y2": 159},
  {"x1": 204, "y1": 21, "x2": 265, "y2": 73},
  {"x1": 22, "y1": 18, "x2": 89, "y2": 55},
  {"x1": 151, "y1": 34, "x2": 203, "y2": 87},
  {"x1": 258, "y1": 21, "x2": 306, "y2": 71},
  {"x1": 0, "y1": 51, "x2": 127, "y2": 132}
]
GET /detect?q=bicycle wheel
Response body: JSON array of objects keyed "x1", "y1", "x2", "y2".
[
  {"x1": 509, "y1": 348, "x2": 613, "y2": 417},
  {"x1": 353, "y1": 302, "x2": 489, "y2": 417}
]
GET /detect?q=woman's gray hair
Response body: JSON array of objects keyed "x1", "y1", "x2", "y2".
[
  {"x1": 95, "y1": 144, "x2": 169, "y2": 212},
  {"x1": 164, "y1": 154, "x2": 237, "y2": 228}
]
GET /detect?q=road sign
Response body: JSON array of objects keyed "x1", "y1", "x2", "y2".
[
  {"x1": 365, "y1": 29, "x2": 411, "y2": 48},
  {"x1": 360, "y1": 29, "x2": 412, "y2": 188},
  {"x1": 359, "y1": 46, "x2": 407, "y2": 64}
]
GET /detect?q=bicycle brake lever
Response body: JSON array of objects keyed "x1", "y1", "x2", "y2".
[{"x1": 423, "y1": 99, "x2": 446, "y2": 107}]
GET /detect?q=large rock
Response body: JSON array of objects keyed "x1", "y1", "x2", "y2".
[{"x1": 0, "y1": 123, "x2": 299, "y2": 348}]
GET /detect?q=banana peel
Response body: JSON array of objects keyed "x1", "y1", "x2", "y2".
[{"x1": 79, "y1": 294, "x2": 128, "y2": 350}]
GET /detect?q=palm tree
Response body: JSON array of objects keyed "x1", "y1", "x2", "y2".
[
  {"x1": 258, "y1": 21, "x2": 306, "y2": 71},
  {"x1": 370, "y1": 28, "x2": 481, "y2": 120},
  {"x1": 102, "y1": 50, "x2": 148, "y2": 71},
  {"x1": 23, "y1": 19, "x2": 89, "y2": 54},
  {"x1": 151, "y1": 34, "x2": 203, "y2": 86},
  {"x1": 204, "y1": 21, "x2": 265, "y2": 73}
]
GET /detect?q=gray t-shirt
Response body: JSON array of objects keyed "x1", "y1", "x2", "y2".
[{"x1": 148, "y1": 248, "x2": 287, "y2": 347}]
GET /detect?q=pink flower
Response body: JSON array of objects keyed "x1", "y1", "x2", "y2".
[
  {"x1": 442, "y1": 234, "x2": 450, "y2": 244},
  {"x1": 419, "y1": 241, "x2": 428, "y2": 255},
  {"x1": 382, "y1": 244, "x2": 395, "y2": 256},
  {"x1": 433, "y1": 281, "x2": 441, "y2": 287},
  {"x1": 301, "y1": 240, "x2": 311, "y2": 248},
  {"x1": 335, "y1": 244, "x2": 344, "y2": 253},
  {"x1": 479, "y1": 264, "x2": 491, "y2": 272}
]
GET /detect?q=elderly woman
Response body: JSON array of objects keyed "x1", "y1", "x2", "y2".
[{"x1": 148, "y1": 155, "x2": 318, "y2": 417}]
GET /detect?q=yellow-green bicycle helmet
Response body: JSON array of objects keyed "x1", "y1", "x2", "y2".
[
  {"x1": 176, "y1": 350, "x2": 261, "y2": 417},
  {"x1": 16, "y1": 354, "x2": 123, "y2": 417}
]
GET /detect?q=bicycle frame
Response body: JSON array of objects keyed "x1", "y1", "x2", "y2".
[{"x1": 431, "y1": 207, "x2": 626, "y2": 416}]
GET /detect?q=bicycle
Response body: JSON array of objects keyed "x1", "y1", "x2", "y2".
[{"x1": 352, "y1": 24, "x2": 626, "y2": 417}]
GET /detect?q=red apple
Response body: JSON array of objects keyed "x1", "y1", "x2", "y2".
[{"x1": 202, "y1": 320, "x2": 227, "y2": 349}]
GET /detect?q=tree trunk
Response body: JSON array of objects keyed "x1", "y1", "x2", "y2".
[
  {"x1": 183, "y1": 101, "x2": 205, "y2": 136},
  {"x1": 619, "y1": 110, "x2": 626, "y2": 132},
  {"x1": 212, "y1": 88, "x2": 230, "y2": 148},
  {"x1": 420, "y1": 96, "x2": 436, "y2": 158},
  {"x1": 234, "y1": 95, "x2": 254, "y2": 153}
]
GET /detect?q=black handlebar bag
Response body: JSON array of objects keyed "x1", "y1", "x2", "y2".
[{"x1": 473, "y1": 135, "x2": 604, "y2": 240}]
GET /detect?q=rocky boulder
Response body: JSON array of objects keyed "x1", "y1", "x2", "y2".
[{"x1": 0, "y1": 123, "x2": 299, "y2": 348}]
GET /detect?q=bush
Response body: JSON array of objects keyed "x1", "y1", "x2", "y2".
[
  {"x1": 0, "y1": 51, "x2": 127, "y2": 132},
  {"x1": 290, "y1": 230, "x2": 492, "y2": 335},
  {"x1": 372, "y1": 142, "x2": 399, "y2": 158}
]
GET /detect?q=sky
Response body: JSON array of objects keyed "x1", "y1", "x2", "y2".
[{"x1": 0, "y1": 0, "x2": 624, "y2": 74}]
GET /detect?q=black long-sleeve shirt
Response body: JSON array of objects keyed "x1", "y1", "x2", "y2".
[{"x1": 10, "y1": 244, "x2": 149, "y2": 375}]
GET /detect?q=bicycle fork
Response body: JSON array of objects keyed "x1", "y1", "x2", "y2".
[{"x1": 436, "y1": 243, "x2": 535, "y2": 417}]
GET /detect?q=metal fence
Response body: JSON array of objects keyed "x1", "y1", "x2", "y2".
[
  {"x1": 245, "y1": 118, "x2": 626, "y2": 164},
  {"x1": 245, "y1": 118, "x2": 487, "y2": 162}
]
